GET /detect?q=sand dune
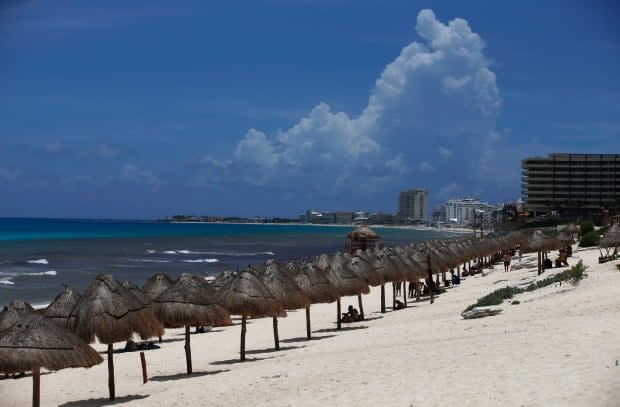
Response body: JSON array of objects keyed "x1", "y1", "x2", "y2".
[{"x1": 2, "y1": 247, "x2": 619, "y2": 406}]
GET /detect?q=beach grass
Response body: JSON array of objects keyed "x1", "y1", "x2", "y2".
[{"x1": 463, "y1": 261, "x2": 587, "y2": 313}]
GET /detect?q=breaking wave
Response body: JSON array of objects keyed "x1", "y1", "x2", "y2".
[
  {"x1": 182, "y1": 259, "x2": 219, "y2": 263},
  {"x1": 27, "y1": 259, "x2": 49, "y2": 264}
]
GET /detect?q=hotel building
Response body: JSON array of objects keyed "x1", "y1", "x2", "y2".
[
  {"x1": 398, "y1": 188, "x2": 428, "y2": 222},
  {"x1": 522, "y1": 153, "x2": 620, "y2": 215}
]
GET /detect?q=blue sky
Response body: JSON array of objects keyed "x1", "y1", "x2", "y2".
[{"x1": 1, "y1": 0, "x2": 619, "y2": 218}]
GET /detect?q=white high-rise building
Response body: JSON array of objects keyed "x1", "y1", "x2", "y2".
[
  {"x1": 445, "y1": 198, "x2": 495, "y2": 224},
  {"x1": 398, "y1": 188, "x2": 428, "y2": 222}
]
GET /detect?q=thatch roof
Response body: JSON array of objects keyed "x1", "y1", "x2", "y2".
[
  {"x1": 521, "y1": 229, "x2": 562, "y2": 253},
  {"x1": 287, "y1": 261, "x2": 340, "y2": 304},
  {"x1": 216, "y1": 270, "x2": 286, "y2": 318},
  {"x1": 121, "y1": 281, "x2": 152, "y2": 307},
  {"x1": 347, "y1": 252, "x2": 384, "y2": 286},
  {"x1": 44, "y1": 287, "x2": 81, "y2": 327},
  {"x1": 153, "y1": 273, "x2": 232, "y2": 328},
  {"x1": 211, "y1": 270, "x2": 237, "y2": 291},
  {"x1": 256, "y1": 260, "x2": 310, "y2": 310},
  {"x1": 600, "y1": 224, "x2": 620, "y2": 248},
  {"x1": 347, "y1": 225, "x2": 380, "y2": 241},
  {"x1": 371, "y1": 249, "x2": 407, "y2": 282},
  {"x1": 67, "y1": 273, "x2": 164, "y2": 344},
  {"x1": 143, "y1": 273, "x2": 174, "y2": 300},
  {"x1": 0, "y1": 313, "x2": 103, "y2": 374},
  {"x1": 0, "y1": 299, "x2": 37, "y2": 332},
  {"x1": 314, "y1": 254, "x2": 370, "y2": 297}
]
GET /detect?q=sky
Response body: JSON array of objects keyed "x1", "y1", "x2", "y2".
[{"x1": 1, "y1": 0, "x2": 619, "y2": 219}]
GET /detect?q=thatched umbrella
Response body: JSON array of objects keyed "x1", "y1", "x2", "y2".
[
  {"x1": 0, "y1": 312, "x2": 103, "y2": 407},
  {"x1": 216, "y1": 270, "x2": 285, "y2": 360},
  {"x1": 361, "y1": 248, "x2": 403, "y2": 313},
  {"x1": 44, "y1": 286, "x2": 80, "y2": 328},
  {"x1": 287, "y1": 261, "x2": 339, "y2": 339},
  {"x1": 0, "y1": 299, "x2": 37, "y2": 332},
  {"x1": 346, "y1": 252, "x2": 384, "y2": 319},
  {"x1": 521, "y1": 229, "x2": 560, "y2": 275},
  {"x1": 314, "y1": 253, "x2": 369, "y2": 329},
  {"x1": 210, "y1": 270, "x2": 237, "y2": 291},
  {"x1": 153, "y1": 273, "x2": 231, "y2": 374},
  {"x1": 346, "y1": 225, "x2": 380, "y2": 241},
  {"x1": 143, "y1": 273, "x2": 174, "y2": 300},
  {"x1": 255, "y1": 260, "x2": 310, "y2": 350},
  {"x1": 67, "y1": 273, "x2": 164, "y2": 400},
  {"x1": 122, "y1": 281, "x2": 152, "y2": 306}
]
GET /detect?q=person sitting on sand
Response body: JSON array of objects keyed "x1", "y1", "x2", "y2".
[
  {"x1": 347, "y1": 305, "x2": 360, "y2": 321},
  {"x1": 543, "y1": 257, "x2": 553, "y2": 270},
  {"x1": 341, "y1": 312, "x2": 354, "y2": 323},
  {"x1": 555, "y1": 250, "x2": 569, "y2": 268},
  {"x1": 394, "y1": 299, "x2": 405, "y2": 310}
]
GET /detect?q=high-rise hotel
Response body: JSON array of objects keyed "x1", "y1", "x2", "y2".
[
  {"x1": 398, "y1": 188, "x2": 428, "y2": 222},
  {"x1": 522, "y1": 153, "x2": 620, "y2": 215}
]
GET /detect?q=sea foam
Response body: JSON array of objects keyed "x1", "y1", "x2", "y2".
[
  {"x1": 183, "y1": 259, "x2": 219, "y2": 263},
  {"x1": 27, "y1": 259, "x2": 49, "y2": 265}
]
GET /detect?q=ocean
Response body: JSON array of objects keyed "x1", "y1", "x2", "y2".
[{"x1": 0, "y1": 218, "x2": 459, "y2": 306}]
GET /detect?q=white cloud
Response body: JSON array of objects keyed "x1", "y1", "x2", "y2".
[
  {"x1": 419, "y1": 161, "x2": 433, "y2": 172},
  {"x1": 120, "y1": 164, "x2": 161, "y2": 190},
  {"x1": 195, "y1": 9, "x2": 501, "y2": 203},
  {"x1": 45, "y1": 143, "x2": 62, "y2": 154},
  {"x1": 0, "y1": 167, "x2": 20, "y2": 182},
  {"x1": 439, "y1": 146, "x2": 452, "y2": 159}
]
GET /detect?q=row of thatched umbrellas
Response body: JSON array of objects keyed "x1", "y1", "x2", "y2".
[{"x1": 0, "y1": 228, "x2": 576, "y2": 406}]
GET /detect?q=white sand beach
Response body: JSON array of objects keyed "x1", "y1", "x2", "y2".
[{"x1": 2, "y1": 247, "x2": 619, "y2": 407}]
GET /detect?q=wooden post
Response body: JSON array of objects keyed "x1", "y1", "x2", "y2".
[
  {"x1": 403, "y1": 281, "x2": 407, "y2": 307},
  {"x1": 140, "y1": 352, "x2": 147, "y2": 384},
  {"x1": 305, "y1": 306, "x2": 311, "y2": 339},
  {"x1": 357, "y1": 294, "x2": 365, "y2": 320},
  {"x1": 415, "y1": 281, "x2": 420, "y2": 302},
  {"x1": 184, "y1": 325, "x2": 192, "y2": 374},
  {"x1": 336, "y1": 298, "x2": 341, "y2": 329},
  {"x1": 240, "y1": 315, "x2": 247, "y2": 361},
  {"x1": 427, "y1": 254, "x2": 434, "y2": 304},
  {"x1": 457, "y1": 265, "x2": 461, "y2": 278},
  {"x1": 33, "y1": 367, "x2": 40, "y2": 407},
  {"x1": 538, "y1": 251, "x2": 542, "y2": 275},
  {"x1": 107, "y1": 343, "x2": 115, "y2": 400},
  {"x1": 392, "y1": 283, "x2": 396, "y2": 310},
  {"x1": 272, "y1": 317, "x2": 280, "y2": 350},
  {"x1": 380, "y1": 284, "x2": 386, "y2": 313}
]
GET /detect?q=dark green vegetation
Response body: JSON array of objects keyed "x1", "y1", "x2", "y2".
[
  {"x1": 463, "y1": 261, "x2": 588, "y2": 313},
  {"x1": 579, "y1": 230, "x2": 600, "y2": 247}
]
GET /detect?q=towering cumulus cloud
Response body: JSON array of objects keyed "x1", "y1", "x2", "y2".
[{"x1": 200, "y1": 9, "x2": 502, "y2": 206}]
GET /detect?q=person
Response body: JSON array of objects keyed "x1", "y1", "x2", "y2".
[
  {"x1": 394, "y1": 299, "x2": 405, "y2": 310},
  {"x1": 518, "y1": 248, "x2": 522, "y2": 262},
  {"x1": 408, "y1": 281, "x2": 415, "y2": 297},
  {"x1": 341, "y1": 312, "x2": 354, "y2": 323},
  {"x1": 347, "y1": 305, "x2": 360, "y2": 321},
  {"x1": 502, "y1": 252, "x2": 511, "y2": 272},
  {"x1": 543, "y1": 257, "x2": 553, "y2": 270},
  {"x1": 555, "y1": 250, "x2": 569, "y2": 267},
  {"x1": 395, "y1": 282, "x2": 402, "y2": 296},
  {"x1": 566, "y1": 245, "x2": 572, "y2": 257}
]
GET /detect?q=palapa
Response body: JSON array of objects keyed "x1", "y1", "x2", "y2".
[
  {"x1": 211, "y1": 270, "x2": 237, "y2": 291},
  {"x1": 153, "y1": 273, "x2": 231, "y2": 374},
  {"x1": 121, "y1": 280, "x2": 152, "y2": 307},
  {"x1": 216, "y1": 270, "x2": 285, "y2": 360},
  {"x1": 142, "y1": 273, "x2": 174, "y2": 300},
  {"x1": 347, "y1": 225, "x2": 380, "y2": 241},
  {"x1": 314, "y1": 253, "x2": 369, "y2": 329},
  {"x1": 0, "y1": 299, "x2": 37, "y2": 332},
  {"x1": 0, "y1": 312, "x2": 103, "y2": 407},
  {"x1": 44, "y1": 286, "x2": 81, "y2": 328},
  {"x1": 256, "y1": 260, "x2": 310, "y2": 349},
  {"x1": 67, "y1": 273, "x2": 163, "y2": 400}
]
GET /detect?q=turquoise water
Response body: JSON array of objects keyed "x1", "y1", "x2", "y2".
[{"x1": 0, "y1": 218, "x2": 457, "y2": 305}]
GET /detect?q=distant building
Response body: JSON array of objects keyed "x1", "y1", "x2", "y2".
[
  {"x1": 353, "y1": 210, "x2": 370, "y2": 224},
  {"x1": 398, "y1": 188, "x2": 428, "y2": 222},
  {"x1": 445, "y1": 198, "x2": 495, "y2": 225},
  {"x1": 335, "y1": 211, "x2": 353, "y2": 224},
  {"x1": 431, "y1": 205, "x2": 446, "y2": 224},
  {"x1": 368, "y1": 212, "x2": 396, "y2": 225},
  {"x1": 522, "y1": 153, "x2": 620, "y2": 215}
]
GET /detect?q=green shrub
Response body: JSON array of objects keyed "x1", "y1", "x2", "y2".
[
  {"x1": 579, "y1": 220, "x2": 594, "y2": 235},
  {"x1": 462, "y1": 261, "x2": 587, "y2": 314},
  {"x1": 579, "y1": 230, "x2": 600, "y2": 247}
]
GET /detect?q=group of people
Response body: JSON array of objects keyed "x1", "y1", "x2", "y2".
[
  {"x1": 542, "y1": 249, "x2": 569, "y2": 270},
  {"x1": 341, "y1": 305, "x2": 363, "y2": 323},
  {"x1": 394, "y1": 281, "x2": 420, "y2": 298}
]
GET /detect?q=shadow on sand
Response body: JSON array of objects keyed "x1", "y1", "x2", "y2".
[
  {"x1": 281, "y1": 334, "x2": 336, "y2": 343},
  {"x1": 210, "y1": 355, "x2": 281, "y2": 366},
  {"x1": 59, "y1": 394, "x2": 149, "y2": 407},
  {"x1": 315, "y1": 325, "x2": 368, "y2": 334},
  {"x1": 245, "y1": 345, "x2": 305, "y2": 355},
  {"x1": 149, "y1": 369, "x2": 229, "y2": 382}
]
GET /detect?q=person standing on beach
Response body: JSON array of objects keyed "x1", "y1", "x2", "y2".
[{"x1": 503, "y1": 252, "x2": 511, "y2": 272}]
